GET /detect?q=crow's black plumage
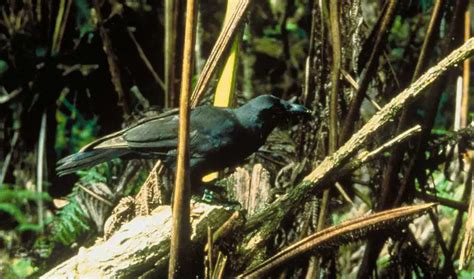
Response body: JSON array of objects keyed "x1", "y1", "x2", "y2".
[{"x1": 57, "y1": 95, "x2": 310, "y2": 184}]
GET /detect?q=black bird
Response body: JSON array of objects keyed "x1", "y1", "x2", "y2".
[{"x1": 57, "y1": 95, "x2": 311, "y2": 185}]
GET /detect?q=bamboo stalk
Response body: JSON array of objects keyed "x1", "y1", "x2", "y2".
[{"x1": 168, "y1": 0, "x2": 197, "y2": 276}]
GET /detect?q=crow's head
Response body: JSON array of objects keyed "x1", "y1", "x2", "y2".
[
  {"x1": 236, "y1": 94, "x2": 311, "y2": 133},
  {"x1": 247, "y1": 94, "x2": 310, "y2": 118}
]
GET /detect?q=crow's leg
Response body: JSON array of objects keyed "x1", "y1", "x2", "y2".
[
  {"x1": 190, "y1": 176, "x2": 241, "y2": 210},
  {"x1": 190, "y1": 176, "x2": 226, "y2": 202}
]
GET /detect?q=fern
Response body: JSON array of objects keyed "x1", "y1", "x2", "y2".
[
  {"x1": 50, "y1": 163, "x2": 113, "y2": 245},
  {"x1": 0, "y1": 186, "x2": 50, "y2": 232},
  {"x1": 50, "y1": 186, "x2": 93, "y2": 245}
]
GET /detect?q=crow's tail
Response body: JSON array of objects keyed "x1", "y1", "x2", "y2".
[{"x1": 56, "y1": 149, "x2": 131, "y2": 176}]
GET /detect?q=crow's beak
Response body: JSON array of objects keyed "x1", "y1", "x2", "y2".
[{"x1": 287, "y1": 103, "x2": 312, "y2": 116}]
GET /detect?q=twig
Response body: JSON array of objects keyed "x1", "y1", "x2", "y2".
[
  {"x1": 56, "y1": 0, "x2": 72, "y2": 54},
  {"x1": 93, "y1": 0, "x2": 130, "y2": 117},
  {"x1": 0, "y1": 129, "x2": 18, "y2": 186},
  {"x1": 343, "y1": 125, "x2": 422, "y2": 172},
  {"x1": 77, "y1": 184, "x2": 114, "y2": 207},
  {"x1": 36, "y1": 0, "x2": 42, "y2": 22},
  {"x1": 335, "y1": 182, "x2": 353, "y2": 205},
  {"x1": 414, "y1": 191, "x2": 467, "y2": 212},
  {"x1": 0, "y1": 87, "x2": 22, "y2": 104},
  {"x1": 340, "y1": 69, "x2": 381, "y2": 111},
  {"x1": 328, "y1": 0, "x2": 340, "y2": 151},
  {"x1": 213, "y1": 252, "x2": 228, "y2": 279},
  {"x1": 165, "y1": 0, "x2": 179, "y2": 108},
  {"x1": 207, "y1": 226, "x2": 214, "y2": 278},
  {"x1": 302, "y1": 0, "x2": 318, "y2": 105},
  {"x1": 51, "y1": 0, "x2": 65, "y2": 55},
  {"x1": 127, "y1": 28, "x2": 165, "y2": 91},
  {"x1": 448, "y1": 152, "x2": 473, "y2": 265},
  {"x1": 36, "y1": 112, "x2": 47, "y2": 232},
  {"x1": 169, "y1": 0, "x2": 197, "y2": 276},
  {"x1": 461, "y1": 8, "x2": 470, "y2": 128},
  {"x1": 459, "y1": 153, "x2": 474, "y2": 269},
  {"x1": 429, "y1": 210, "x2": 456, "y2": 277}
]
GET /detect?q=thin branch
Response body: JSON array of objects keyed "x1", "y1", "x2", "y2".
[
  {"x1": 0, "y1": 129, "x2": 18, "y2": 185},
  {"x1": 302, "y1": 0, "x2": 318, "y2": 105},
  {"x1": 168, "y1": 0, "x2": 197, "y2": 276},
  {"x1": 164, "y1": 0, "x2": 179, "y2": 108},
  {"x1": 459, "y1": 153, "x2": 474, "y2": 269},
  {"x1": 36, "y1": 111, "x2": 47, "y2": 232},
  {"x1": 461, "y1": 8, "x2": 470, "y2": 128},
  {"x1": 328, "y1": 0, "x2": 340, "y2": 150},
  {"x1": 56, "y1": 0, "x2": 72, "y2": 54},
  {"x1": 340, "y1": 69, "x2": 381, "y2": 111},
  {"x1": 343, "y1": 125, "x2": 422, "y2": 173},
  {"x1": 93, "y1": 0, "x2": 130, "y2": 117},
  {"x1": 127, "y1": 28, "x2": 165, "y2": 91},
  {"x1": 0, "y1": 87, "x2": 22, "y2": 104},
  {"x1": 415, "y1": 191, "x2": 467, "y2": 212},
  {"x1": 77, "y1": 183, "x2": 114, "y2": 207}
]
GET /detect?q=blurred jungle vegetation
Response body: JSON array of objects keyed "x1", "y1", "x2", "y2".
[{"x1": 0, "y1": 0, "x2": 473, "y2": 278}]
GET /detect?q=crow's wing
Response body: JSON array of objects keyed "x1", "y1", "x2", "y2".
[
  {"x1": 124, "y1": 105, "x2": 236, "y2": 153},
  {"x1": 79, "y1": 105, "x2": 238, "y2": 160},
  {"x1": 187, "y1": 106, "x2": 241, "y2": 156},
  {"x1": 78, "y1": 109, "x2": 180, "y2": 152},
  {"x1": 123, "y1": 115, "x2": 180, "y2": 149}
]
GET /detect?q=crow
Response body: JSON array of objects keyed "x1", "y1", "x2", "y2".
[{"x1": 57, "y1": 95, "x2": 311, "y2": 186}]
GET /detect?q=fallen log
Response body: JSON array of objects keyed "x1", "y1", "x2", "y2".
[{"x1": 42, "y1": 202, "x2": 232, "y2": 278}]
